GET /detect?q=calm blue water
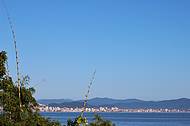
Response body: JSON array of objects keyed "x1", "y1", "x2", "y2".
[{"x1": 41, "y1": 112, "x2": 190, "y2": 126}]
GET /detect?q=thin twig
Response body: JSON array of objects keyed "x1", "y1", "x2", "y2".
[{"x1": 81, "y1": 70, "x2": 96, "y2": 117}]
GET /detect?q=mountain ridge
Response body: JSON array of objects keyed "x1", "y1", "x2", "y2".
[
  {"x1": 38, "y1": 98, "x2": 190, "y2": 109},
  {"x1": 38, "y1": 99, "x2": 73, "y2": 105}
]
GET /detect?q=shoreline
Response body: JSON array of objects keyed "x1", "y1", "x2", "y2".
[{"x1": 38, "y1": 106, "x2": 190, "y2": 113}]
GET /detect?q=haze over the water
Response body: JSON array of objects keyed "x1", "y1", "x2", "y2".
[{"x1": 0, "y1": 0, "x2": 190, "y2": 100}]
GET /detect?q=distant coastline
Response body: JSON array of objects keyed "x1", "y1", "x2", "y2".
[
  {"x1": 37, "y1": 97, "x2": 190, "y2": 113},
  {"x1": 38, "y1": 104, "x2": 190, "y2": 113}
]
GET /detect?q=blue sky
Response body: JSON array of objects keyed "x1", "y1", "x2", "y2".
[{"x1": 0, "y1": 0, "x2": 190, "y2": 100}]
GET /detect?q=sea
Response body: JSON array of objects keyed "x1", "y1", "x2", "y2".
[{"x1": 41, "y1": 112, "x2": 190, "y2": 126}]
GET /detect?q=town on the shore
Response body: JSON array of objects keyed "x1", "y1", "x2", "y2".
[{"x1": 38, "y1": 104, "x2": 190, "y2": 113}]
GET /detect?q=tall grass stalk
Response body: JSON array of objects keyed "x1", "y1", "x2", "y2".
[{"x1": 1, "y1": 0, "x2": 22, "y2": 110}]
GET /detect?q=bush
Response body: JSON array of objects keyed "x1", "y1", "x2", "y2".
[{"x1": 0, "y1": 51, "x2": 61, "y2": 126}]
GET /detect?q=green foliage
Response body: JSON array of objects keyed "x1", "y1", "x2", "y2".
[
  {"x1": 89, "y1": 114, "x2": 115, "y2": 126},
  {"x1": 65, "y1": 114, "x2": 115, "y2": 126},
  {"x1": 0, "y1": 51, "x2": 7, "y2": 78},
  {"x1": 65, "y1": 115, "x2": 87, "y2": 126},
  {"x1": 0, "y1": 51, "x2": 61, "y2": 126}
]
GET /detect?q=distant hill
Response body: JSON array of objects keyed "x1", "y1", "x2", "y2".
[
  {"x1": 39, "y1": 98, "x2": 190, "y2": 110},
  {"x1": 99, "y1": 98, "x2": 190, "y2": 109},
  {"x1": 49, "y1": 101, "x2": 94, "y2": 108},
  {"x1": 38, "y1": 99, "x2": 72, "y2": 105},
  {"x1": 87, "y1": 97, "x2": 143, "y2": 106}
]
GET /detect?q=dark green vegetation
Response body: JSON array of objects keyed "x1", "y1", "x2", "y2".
[
  {"x1": 0, "y1": 51, "x2": 60, "y2": 126},
  {"x1": 66, "y1": 115, "x2": 115, "y2": 126},
  {"x1": 0, "y1": 51, "x2": 115, "y2": 126},
  {"x1": 89, "y1": 114, "x2": 115, "y2": 126}
]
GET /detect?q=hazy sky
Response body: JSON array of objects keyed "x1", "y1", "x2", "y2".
[{"x1": 0, "y1": 0, "x2": 190, "y2": 100}]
